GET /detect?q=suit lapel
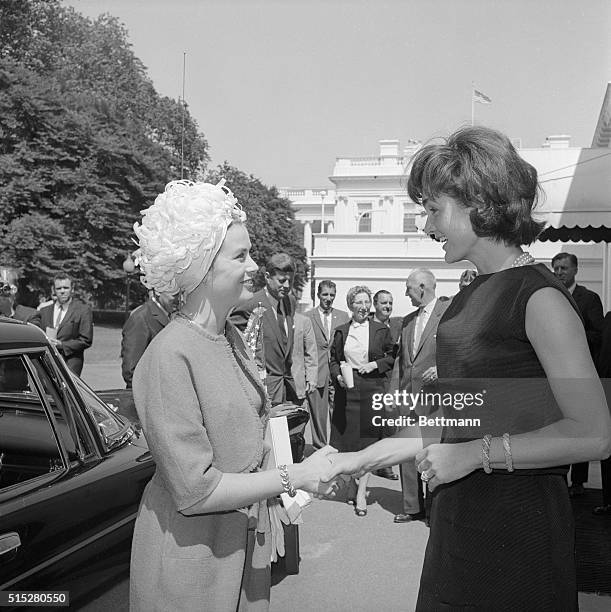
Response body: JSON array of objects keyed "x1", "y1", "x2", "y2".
[
  {"x1": 405, "y1": 314, "x2": 417, "y2": 362},
  {"x1": 312, "y1": 310, "x2": 327, "y2": 340},
  {"x1": 150, "y1": 301, "x2": 169, "y2": 326},
  {"x1": 413, "y1": 301, "x2": 444, "y2": 359},
  {"x1": 284, "y1": 298, "x2": 294, "y2": 357},
  {"x1": 261, "y1": 294, "x2": 283, "y2": 346},
  {"x1": 367, "y1": 322, "x2": 377, "y2": 361}
]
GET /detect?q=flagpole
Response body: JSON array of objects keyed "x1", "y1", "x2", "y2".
[
  {"x1": 180, "y1": 51, "x2": 186, "y2": 179},
  {"x1": 471, "y1": 81, "x2": 475, "y2": 127}
]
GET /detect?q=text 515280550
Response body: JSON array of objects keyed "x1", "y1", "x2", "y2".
[{"x1": 0, "y1": 591, "x2": 69, "y2": 607}]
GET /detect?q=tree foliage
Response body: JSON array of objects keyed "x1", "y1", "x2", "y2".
[
  {"x1": 206, "y1": 163, "x2": 309, "y2": 292},
  {"x1": 0, "y1": 0, "x2": 208, "y2": 306}
]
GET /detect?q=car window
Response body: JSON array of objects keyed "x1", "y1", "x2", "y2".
[
  {"x1": 73, "y1": 377, "x2": 128, "y2": 449},
  {"x1": 0, "y1": 356, "x2": 64, "y2": 491},
  {"x1": 32, "y1": 353, "x2": 94, "y2": 460}
]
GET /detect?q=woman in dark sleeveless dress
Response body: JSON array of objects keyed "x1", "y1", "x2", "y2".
[{"x1": 325, "y1": 126, "x2": 611, "y2": 610}]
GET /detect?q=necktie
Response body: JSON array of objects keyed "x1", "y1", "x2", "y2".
[
  {"x1": 54, "y1": 306, "x2": 63, "y2": 329},
  {"x1": 277, "y1": 302, "x2": 288, "y2": 346},
  {"x1": 413, "y1": 308, "x2": 425, "y2": 351},
  {"x1": 325, "y1": 312, "x2": 331, "y2": 337}
]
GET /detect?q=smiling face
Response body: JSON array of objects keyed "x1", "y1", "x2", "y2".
[
  {"x1": 349, "y1": 292, "x2": 371, "y2": 323},
  {"x1": 318, "y1": 285, "x2": 336, "y2": 312},
  {"x1": 405, "y1": 278, "x2": 424, "y2": 308},
  {"x1": 423, "y1": 195, "x2": 478, "y2": 264},
  {"x1": 205, "y1": 223, "x2": 257, "y2": 308},
  {"x1": 374, "y1": 293, "x2": 393, "y2": 321}
]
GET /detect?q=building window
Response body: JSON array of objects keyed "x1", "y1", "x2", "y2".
[
  {"x1": 358, "y1": 203, "x2": 372, "y2": 233},
  {"x1": 403, "y1": 213, "x2": 418, "y2": 233}
]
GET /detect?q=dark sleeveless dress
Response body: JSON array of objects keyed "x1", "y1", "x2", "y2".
[{"x1": 416, "y1": 264, "x2": 578, "y2": 612}]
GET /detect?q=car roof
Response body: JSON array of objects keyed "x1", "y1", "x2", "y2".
[{"x1": 0, "y1": 316, "x2": 49, "y2": 350}]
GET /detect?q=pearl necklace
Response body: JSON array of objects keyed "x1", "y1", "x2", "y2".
[{"x1": 511, "y1": 252, "x2": 536, "y2": 268}]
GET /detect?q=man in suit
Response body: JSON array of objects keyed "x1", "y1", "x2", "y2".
[
  {"x1": 0, "y1": 283, "x2": 39, "y2": 323},
  {"x1": 36, "y1": 274, "x2": 93, "y2": 375},
  {"x1": 121, "y1": 290, "x2": 177, "y2": 388},
  {"x1": 552, "y1": 252, "x2": 605, "y2": 497},
  {"x1": 391, "y1": 269, "x2": 451, "y2": 523},
  {"x1": 231, "y1": 253, "x2": 298, "y2": 406},
  {"x1": 370, "y1": 289, "x2": 403, "y2": 480},
  {"x1": 371, "y1": 289, "x2": 403, "y2": 343},
  {"x1": 304, "y1": 280, "x2": 350, "y2": 449},
  {"x1": 290, "y1": 312, "x2": 318, "y2": 405}
]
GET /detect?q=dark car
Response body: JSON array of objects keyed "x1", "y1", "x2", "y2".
[{"x1": 0, "y1": 317, "x2": 154, "y2": 604}]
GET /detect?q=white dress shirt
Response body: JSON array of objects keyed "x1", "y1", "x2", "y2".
[
  {"x1": 318, "y1": 307, "x2": 332, "y2": 337},
  {"x1": 344, "y1": 320, "x2": 369, "y2": 368},
  {"x1": 52, "y1": 300, "x2": 70, "y2": 328}
]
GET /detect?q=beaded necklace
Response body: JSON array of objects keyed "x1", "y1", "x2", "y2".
[{"x1": 511, "y1": 252, "x2": 535, "y2": 268}]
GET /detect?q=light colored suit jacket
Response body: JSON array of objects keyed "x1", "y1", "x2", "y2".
[
  {"x1": 388, "y1": 297, "x2": 451, "y2": 416},
  {"x1": 290, "y1": 314, "x2": 318, "y2": 399},
  {"x1": 305, "y1": 307, "x2": 350, "y2": 388}
]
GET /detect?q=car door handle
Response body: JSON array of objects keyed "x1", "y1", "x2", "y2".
[{"x1": 0, "y1": 532, "x2": 21, "y2": 556}]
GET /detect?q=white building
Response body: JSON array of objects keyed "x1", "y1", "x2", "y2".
[{"x1": 282, "y1": 87, "x2": 611, "y2": 315}]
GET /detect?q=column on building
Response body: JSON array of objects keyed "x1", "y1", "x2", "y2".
[
  {"x1": 303, "y1": 221, "x2": 312, "y2": 258},
  {"x1": 335, "y1": 196, "x2": 349, "y2": 232}
]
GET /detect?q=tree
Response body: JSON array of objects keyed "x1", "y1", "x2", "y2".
[
  {"x1": 0, "y1": 0, "x2": 208, "y2": 306},
  {"x1": 206, "y1": 163, "x2": 309, "y2": 292}
]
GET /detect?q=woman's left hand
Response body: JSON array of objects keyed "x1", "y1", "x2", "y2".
[
  {"x1": 358, "y1": 361, "x2": 378, "y2": 375},
  {"x1": 415, "y1": 441, "x2": 480, "y2": 491}
]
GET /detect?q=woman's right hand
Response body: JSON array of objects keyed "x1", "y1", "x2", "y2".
[
  {"x1": 291, "y1": 446, "x2": 349, "y2": 496},
  {"x1": 337, "y1": 374, "x2": 346, "y2": 388}
]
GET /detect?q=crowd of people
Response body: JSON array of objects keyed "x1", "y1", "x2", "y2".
[{"x1": 2, "y1": 125, "x2": 610, "y2": 611}]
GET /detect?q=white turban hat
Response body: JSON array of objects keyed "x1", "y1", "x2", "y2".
[{"x1": 133, "y1": 179, "x2": 246, "y2": 296}]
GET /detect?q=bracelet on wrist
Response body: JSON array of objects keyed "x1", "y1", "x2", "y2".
[
  {"x1": 278, "y1": 464, "x2": 297, "y2": 497},
  {"x1": 502, "y1": 432, "x2": 514, "y2": 472},
  {"x1": 481, "y1": 434, "x2": 493, "y2": 474}
]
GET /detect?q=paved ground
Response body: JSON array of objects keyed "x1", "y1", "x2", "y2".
[{"x1": 76, "y1": 324, "x2": 609, "y2": 611}]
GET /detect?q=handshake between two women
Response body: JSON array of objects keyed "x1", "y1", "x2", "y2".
[{"x1": 292, "y1": 445, "x2": 371, "y2": 498}]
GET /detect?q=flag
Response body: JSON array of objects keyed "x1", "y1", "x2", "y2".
[{"x1": 473, "y1": 89, "x2": 492, "y2": 104}]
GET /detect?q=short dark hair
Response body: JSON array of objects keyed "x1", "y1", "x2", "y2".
[
  {"x1": 551, "y1": 252, "x2": 578, "y2": 267},
  {"x1": 317, "y1": 280, "x2": 336, "y2": 294},
  {"x1": 407, "y1": 126, "x2": 544, "y2": 247},
  {"x1": 53, "y1": 274, "x2": 73, "y2": 286},
  {"x1": 373, "y1": 290, "x2": 392, "y2": 305},
  {"x1": 264, "y1": 253, "x2": 294, "y2": 276}
]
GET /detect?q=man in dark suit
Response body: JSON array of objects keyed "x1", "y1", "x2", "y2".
[
  {"x1": 370, "y1": 289, "x2": 403, "y2": 479},
  {"x1": 304, "y1": 280, "x2": 350, "y2": 449},
  {"x1": 0, "y1": 283, "x2": 39, "y2": 323},
  {"x1": 390, "y1": 269, "x2": 451, "y2": 523},
  {"x1": 552, "y1": 252, "x2": 605, "y2": 497},
  {"x1": 36, "y1": 274, "x2": 93, "y2": 375},
  {"x1": 371, "y1": 289, "x2": 403, "y2": 343},
  {"x1": 121, "y1": 291, "x2": 177, "y2": 388},
  {"x1": 231, "y1": 253, "x2": 298, "y2": 406}
]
